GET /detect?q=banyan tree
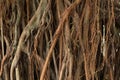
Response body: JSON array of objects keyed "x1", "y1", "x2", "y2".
[{"x1": 0, "y1": 0, "x2": 120, "y2": 80}]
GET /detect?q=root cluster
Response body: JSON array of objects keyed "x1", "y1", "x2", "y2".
[{"x1": 0, "y1": 0, "x2": 120, "y2": 80}]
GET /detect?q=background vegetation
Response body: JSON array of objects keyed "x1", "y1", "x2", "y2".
[{"x1": 0, "y1": 0, "x2": 120, "y2": 80}]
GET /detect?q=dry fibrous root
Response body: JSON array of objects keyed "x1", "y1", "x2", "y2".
[{"x1": 0, "y1": 0, "x2": 120, "y2": 80}]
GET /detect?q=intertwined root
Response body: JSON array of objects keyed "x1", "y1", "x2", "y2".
[{"x1": 0, "y1": 0, "x2": 119, "y2": 80}]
